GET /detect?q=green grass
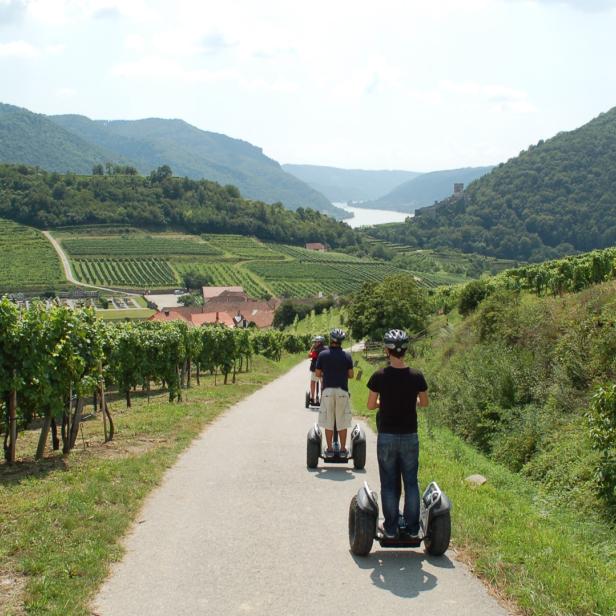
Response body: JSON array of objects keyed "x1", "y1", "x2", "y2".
[
  {"x1": 0, "y1": 353, "x2": 303, "y2": 616},
  {"x1": 348, "y1": 354, "x2": 616, "y2": 616},
  {"x1": 97, "y1": 308, "x2": 156, "y2": 320},
  {"x1": 203, "y1": 234, "x2": 284, "y2": 260},
  {"x1": 0, "y1": 218, "x2": 66, "y2": 292}
]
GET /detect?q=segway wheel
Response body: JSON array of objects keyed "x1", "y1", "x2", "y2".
[
  {"x1": 352, "y1": 440, "x2": 366, "y2": 470},
  {"x1": 348, "y1": 495, "x2": 375, "y2": 556},
  {"x1": 305, "y1": 392, "x2": 310, "y2": 409},
  {"x1": 424, "y1": 511, "x2": 451, "y2": 556},
  {"x1": 307, "y1": 437, "x2": 320, "y2": 469}
]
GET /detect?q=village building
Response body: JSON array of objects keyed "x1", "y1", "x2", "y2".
[{"x1": 305, "y1": 242, "x2": 326, "y2": 252}]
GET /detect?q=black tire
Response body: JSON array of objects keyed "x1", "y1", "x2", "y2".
[
  {"x1": 348, "y1": 495, "x2": 375, "y2": 556},
  {"x1": 352, "y1": 440, "x2": 366, "y2": 470},
  {"x1": 305, "y1": 392, "x2": 310, "y2": 409},
  {"x1": 424, "y1": 512, "x2": 451, "y2": 556},
  {"x1": 307, "y1": 437, "x2": 320, "y2": 469}
]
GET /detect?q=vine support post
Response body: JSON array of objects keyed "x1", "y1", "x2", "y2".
[
  {"x1": 99, "y1": 362, "x2": 108, "y2": 442},
  {"x1": 7, "y1": 389, "x2": 16, "y2": 465},
  {"x1": 35, "y1": 409, "x2": 52, "y2": 461}
]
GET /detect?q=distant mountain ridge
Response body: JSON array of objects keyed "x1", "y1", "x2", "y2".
[
  {"x1": 282, "y1": 164, "x2": 420, "y2": 202},
  {"x1": 0, "y1": 102, "x2": 344, "y2": 218},
  {"x1": 366, "y1": 106, "x2": 616, "y2": 261},
  {"x1": 360, "y1": 166, "x2": 494, "y2": 212}
]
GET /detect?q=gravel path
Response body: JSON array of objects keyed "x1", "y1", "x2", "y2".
[{"x1": 93, "y1": 361, "x2": 509, "y2": 616}]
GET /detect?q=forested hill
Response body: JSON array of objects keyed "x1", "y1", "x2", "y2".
[
  {"x1": 0, "y1": 103, "x2": 343, "y2": 219},
  {"x1": 0, "y1": 103, "x2": 121, "y2": 173},
  {"x1": 0, "y1": 164, "x2": 360, "y2": 249},
  {"x1": 367, "y1": 107, "x2": 616, "y2": 261},
  {"x1": 360, "y1": 166, "x2": 493, "y2": 212},
  {"x1": 282, "y1": 164, "x2": 419, "y2": 202},
  {"x1": 51, "y1": 114, "x2": 343, "y2": 218}
]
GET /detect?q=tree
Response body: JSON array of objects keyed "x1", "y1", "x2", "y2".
[
  {"x1": 458, "y1": 279, "x2": 491, "y2": 316},
  {"x1": 92, "y1": 164, "x2": 104, "y2": 175},
  {"x1": 149, "y1": 165, "x2": 173, "y2": 183},
  {"x1": 347, "y1": 274, "x2": 428, "y2": 341},
  {"x1": 182, "y1": 269, "x2": 213, "y2": 290}
]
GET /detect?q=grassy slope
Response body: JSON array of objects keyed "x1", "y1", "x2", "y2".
[
  {"x1": 348, "y1": 348, "x2": 616, "y2": 616},
  {"x1": 0, "y1": 218, "x2": 66, "y2": 292},
  {"x1": 0, "y1": 353, "x2": 302, "y2": 616}
]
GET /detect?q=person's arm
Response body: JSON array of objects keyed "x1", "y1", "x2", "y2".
[
  {"x1": 346, "y1": 352, "x2": 354, "y2": 379},
  {"x1": 347, "y1": 368, "x2": 354, "y2": 379},
  {"x1": 417, "y1": 391, "x2": 429, "y2": 408},
  {"x1": 315, "y1": 368, "x2": 322, "y2": 378},
  {"x1": 367, "y1": 390, "x2": 379, "y2": 410}
]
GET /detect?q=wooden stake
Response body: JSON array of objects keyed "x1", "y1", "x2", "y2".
[{"x1": 8, "y1": 389, "x2": 16, "y2": 465}]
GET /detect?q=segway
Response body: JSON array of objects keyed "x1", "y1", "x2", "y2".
[
  {"x1": 306, "y1": 422, "x2": 366, "y2": 470},
  {"x1": 348, "y1": 481, "x2": 451, "y2": 556},
  {"x1": 305, "y1": 380, "x2": 321, "y2": 409}
]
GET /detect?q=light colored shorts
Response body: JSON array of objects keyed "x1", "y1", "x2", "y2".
[
  {"x1": 310, "y1": 372, "x2": 320, "y2": 383},
  {"x1": 318, "y1": 388, "x2": 352, "y2": 430}
]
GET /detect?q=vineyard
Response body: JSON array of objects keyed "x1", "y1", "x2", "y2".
[
  {"x1": 0, "y1": 298, "x2": 312, "y2": 465},
  {"x1": 0, "y1": 218, "x2": 66, "y2": 292},
  {"x1": 172, "y1": 261, "x2": 272, "y2": 298},
  {"x1": 202, "y1": 234, "x2": 284, "y2": 260},
  {"x1": 62, "y1": 236, "x2": 222, "y2": 256},
  {"x1": 72, "y1": 258, "x2": 178, "y2": 288}
]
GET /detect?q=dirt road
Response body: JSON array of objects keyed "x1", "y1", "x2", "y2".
[{"x1": 93, "y1": 361, "x2": 509, "y2": 616}]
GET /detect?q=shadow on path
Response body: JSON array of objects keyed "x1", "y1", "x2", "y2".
[
  {"x1": 351, "y1": 551, "x2": 454, "y2": 598},
  {"x1": 308, "y1": 467, "x2": 364, "y2": 481}
]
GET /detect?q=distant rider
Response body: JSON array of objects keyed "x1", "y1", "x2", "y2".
[
  {"x1": 308, "y1": 335, "x2": 326, "y2": 405},
  {"x1": 367, "y1": 329, "x2": 429, "y2": 540},
  {"x1": 315, "y1": 328, "x2": 354, "y2": 457}
]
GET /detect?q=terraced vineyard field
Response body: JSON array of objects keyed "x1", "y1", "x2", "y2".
[
  {"x1": 0, "y1": 218, "x2": 66, "y2": 292},
  {"x1": 246, "y1": 259, "x2": 408, "y2": 297},
  {"x1": 203, "y1": 234, "x2": 284, "y2": 260},
  {"x1": 62, "y1": 236, "x2": 222, "y2": 257},
  {"x1": 72, "y1": 258, "x2": 177, "y2": 288},
  {"x1": 172, "y1": 261, "x2": 272, "y2": 298}
]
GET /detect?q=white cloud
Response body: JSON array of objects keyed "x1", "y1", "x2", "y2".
[
  {"x1": 520, "y1": 0, "x2": 616, "y2": 11},
  {"x1": 0, "y1": 39, "x2": 38, "y2": 57},
  {"x1": 56, "y1": 86, "x2": 76, "y2": 98},
  {"x1": 440, "y1": 80, "x2": 537, "y2": 113},
  {"x1": 0, "y1": 0, "x2": 27, "y2": 25}
]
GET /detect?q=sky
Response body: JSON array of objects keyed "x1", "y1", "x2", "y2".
[{"x1": 1, "y1": 0, "x2": 616, "y2": 171}]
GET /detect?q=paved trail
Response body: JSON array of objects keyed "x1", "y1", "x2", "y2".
[{"x1": 94, "y1": 362, "x2": 509, "y2": 616}]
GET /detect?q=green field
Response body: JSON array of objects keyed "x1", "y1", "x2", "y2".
[
  {"x1": 62, "y1": 235, "x2": 222, "y2": 256},
  {"x1": 203, "y1": 234, "x2": 284, "y2": 260},
  {"x1": 72, "y1": 258, "x2": 178, "y2": 288},
  {"x1": 0, "y1": 218, "x2": 66, "y2": 292}
]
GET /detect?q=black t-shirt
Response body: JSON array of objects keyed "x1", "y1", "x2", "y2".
[
  {"x1": 315, "y1": 347, "x2": 353, "y2": 391},
  {"x1": 367, "y1": 366, "x2": 428, "y2": 434}
]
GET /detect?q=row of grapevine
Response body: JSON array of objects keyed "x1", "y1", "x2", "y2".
[
  {"x1": 73, "y1": 258, "x2": 177, "y2": 287},
  {"x1": 0, "y1": 298, "x2": 313, "y2": 464},
  {"x1": 62, "y1": 236, "x2": 222, "y2": 256},
  {"x1": 202, "y1": 234, "x2": 284, "y2": 260}
]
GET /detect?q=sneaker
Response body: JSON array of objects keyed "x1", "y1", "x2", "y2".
[
  {"x1": 378, "y1": 522, "x2": 398, "y2": 540},
  {"x1": 339, "y1": 449, "x2": 349, "y2": 459},
  {"x1": 324, "y1": 448, "x2": 335, "y2": 458}
]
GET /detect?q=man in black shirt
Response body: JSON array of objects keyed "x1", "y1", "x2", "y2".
[
  {"x1": 367, "y1": 329, "x2": 429, "y2": 539},
  {"x1": 315, "y1": 328, "x2": 354, "y2": 457}
]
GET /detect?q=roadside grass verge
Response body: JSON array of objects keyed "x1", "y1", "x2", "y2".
[
  {"x1": 349, "y1": 354, "x2": 616, "y2": 616},
  {"x1": 0, "y1": 353, "x2": 302, "y2": 616},
  {"x1": 97, "y1": 308, "x2": 156, "y2": 320}
]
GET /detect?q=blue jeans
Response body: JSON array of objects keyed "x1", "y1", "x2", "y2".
[{"x1": 377, "y1": 432, "x2": 420, "y2": 535}]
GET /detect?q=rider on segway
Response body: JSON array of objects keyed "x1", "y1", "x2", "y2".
[
  {"x1": 315, "y1": 328, "x2": 354, "y2": 458},
  {"x1": 308, "y1": 335, "x2": 326, "y2": 406},
  {"x1": 366, "y1": 329, "x2": 429, "y2": 540}
]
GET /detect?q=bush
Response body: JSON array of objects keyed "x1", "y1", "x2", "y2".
[
  {"x1": 587, "y1": 384, "x2": 616, "y2": 509},
  {"x1": 458, "y1": 279, "x2": 491, "y2": 316}
]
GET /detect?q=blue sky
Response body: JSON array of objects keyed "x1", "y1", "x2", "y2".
[{"x1": 2, "y1": 0, "x2": 616, "y2": 171}]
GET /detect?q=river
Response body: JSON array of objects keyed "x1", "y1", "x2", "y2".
[{"x1": 334, "y1": 202, "x2": 412, "y2": 228}]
